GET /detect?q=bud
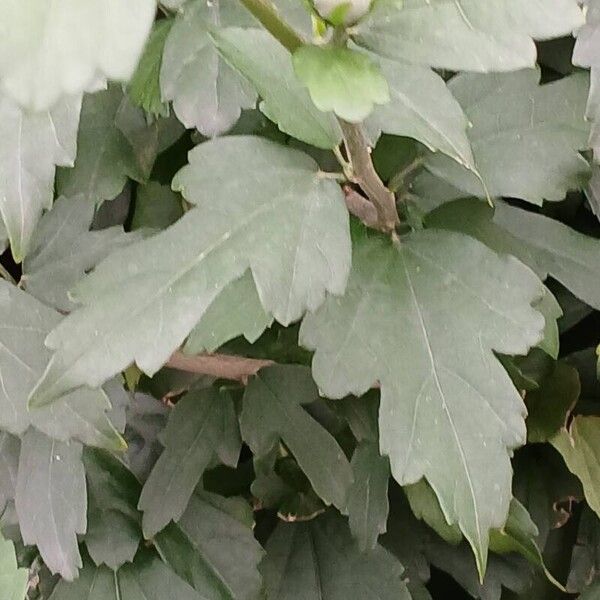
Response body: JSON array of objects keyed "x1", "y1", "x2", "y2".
[{"x1": 313, "y1": 0, "x2": 372, "y2": 26}]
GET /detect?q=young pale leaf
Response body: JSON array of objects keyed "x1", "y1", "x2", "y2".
[
  {"x1": 0, "y1": 282, "x2": 124, "y2": 450},
  {"x1": 261, "y1": 512, "x2": 411, "y2": 600},
  {"x1": 56, "y1": 86, "x2": 153, "y2": 205},
  {"x1": 30, "y1": 136, "x2": 350, "y2": 405},
  {"x1": 344, "y1": 441, "x2": 390, "y2": 552},
  {"x1": 15, "y1": 430, "x2": 87, "y2": 580},
  {"x1": 0, "y1": 0, "x2": 156, "y2": 111},
  {"x1": 241, "y1": 365, "x2": 353, "y2": 510},
  {"x1": 83, "y1": 449, "x2": 142, "y2": 570},
  {"x1": 574, "y1": 0, "x2": 600, "y2": 159},
  {"x1": 426, "y1": 199, "x2": 600, "y2": 312},
  {"x1": 526, "y1": 362, "x2": 580, "y2": 443},
  {"x1": 300, "y1": 226, "x2": 546, "y2": 576},
  {"x1": 292, "y1": 46, "x2": 389, "y2": 123},
  {"x1": 0, "y1": 433, "x2": 19, "y2": 513},
  {"x1": 156, "y1": 491, "x2": 263, "y2": 600},
  {"x1": 184, "y1": 271, "x2": 272, "y2": 354},
  {"x1": 354, "y1": 0, "x2": 583, "y2": 73},
  {"x1": 552, "y1": 416, "x2": 600, "y2": 519},
  {"x1": 0, "y1": 93, "x2": 81, "y2": 261},
  {"x1": 212, "y1": 28, "x2": 342, "y2": 148},
  {"x1": 139, "y1": 388, "x2": 240, "y2": 537},
  {"x1": 22, "y1": 195, "x2": 140, "y2": 312},
  {"x1": 161, "y1": 0, "x2": 258, "y2": 136},
  {"x1": 425, "y1": 70, "x2": 590, "y2": 205},
  {"x1": 0, "y1": 533, "x2": 28, "y2": 600},
  {"x1": 128, "y1": 19, "x2": 174, "y2": 118},
  {"x1": 367, "y1": 59, "x2": 474, "y2": 169},
  {"x1": 48, "y1": 551, "x2": 203, "y2": 600}
]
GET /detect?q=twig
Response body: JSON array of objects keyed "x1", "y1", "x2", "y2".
[
  {"x1": 166, "y1": 351, "x2": 273, "y2": 382},
  {"x1": 238, "y1": 0, "x2": 399, "y2": 234}
]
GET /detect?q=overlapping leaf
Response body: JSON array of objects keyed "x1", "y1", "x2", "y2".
[
  {"x1": 424, "y1": 70, "x2": 590, "y2": 204},
  {"x1": 0, "y1": 533, "x2": 27, "y2": 600},
  {"x1": 161, "y1": 0, "x2": 258, "y2": 135},
  {"x1": 15, "y1": 429, "x2": 87, "y2": 580},
  {"x1": 354, "y1": 0, "x2": 583, "y2": 73},
  {"x1": 300, "y1": 226, "x2": 547, "y2": 575},
  {"x1": 0, "y1": 93, "x2": 81, "y2": 261},
  {"x1": 156, "y1": 491, "x2": 263, "y2": 600},
  {"x1": 0, "y1": 0, "x2": 156, "y2": 111},
  {"x1": 139, "y1": 388, "x2": 241, "y2": 537},
  {"x1": 30, "y1": 136, "x2": 350, "y2": 404}
]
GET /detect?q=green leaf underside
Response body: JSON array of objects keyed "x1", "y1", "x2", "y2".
[
  {"x1": 0, "y1": 533, "x2": 28, "y2": 600},
  {"x1": 212, "y1": 28, "x2": 342, "y2": 148},
  {"x1": 425, "y1": 70, "x2": 590, "y2": 204},
  {"x1": 15, "y1": 430, "x2": 87, "y2": 580},
  {"x1": 22, "y1": 195, "x2": 140, "y2": 312},
  {"x1": 0, "y1": 93, "x2": 81, "y2": 261},
  {"x1": 184, "y1": 270, "x2": 272, "y2": 354},
  {"x1": 426, "y1": 198, "x2": 600, "y2": 312},
  {"x1": 552, "y1": 416, "x2": 600, "y2": 519},
  {"x1": 293, "y1": 46, "x2": 389, "y2": 123},
  {"x1": 368, "y1": 58, "x2": 475, "y2": 169},
  {"x1": 160, "y1": 0, "x2": 258, "y2": 136},
  {"x1": 0, "y1": 281, "x2": 124, "y2": 450},
  {"x1": 0, "y1": 0, "x2": 156, "y2": 111},
  {"x1": 156, "y1": 491, "x2": 263, "y2": 600},
  {"x1": 300, "y1": 226, "x2": 546, "y2": 576},
  {"x1": 355, "y1": 0, "x2": 583, "y2": 73},
  {"x1": 139, "y1": 388, "x2": 241, "y2": 537},
  {"x1": 241, "y1": 365, "x2": 353, "y2": 510},
  {"x1": 261, "y1": 512, "x2": 411, "y2": 600},
  {"x1": 47, "y1": 551, "x2": 202, "y2": 600},
  {"x1": 30, "y1": 136, "x2": 350, "y2": 405}
]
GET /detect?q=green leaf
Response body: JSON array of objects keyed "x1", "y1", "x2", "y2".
[
  {"x1": 56, "y1": 86, "x2": 153, "y2": 205},
  {"x1": 0, "y1": 433, "x2": 19, "y2": 513},
  {"x1": 526, "y1": 362, "x2": 580, "y2": 443},
  {"x1": 161, "y1": 0, "x2": 258, "y2": 136},
  {"x1": 48, "y1": 550, "x2": 203, "y2": 600},
  {"x1": 15, "y1": 430, "x2": 87, "y2": 580},
  {"x1": 368, "y1": 59, "x2": 474, "y2": 169},
  {"x1": 405, "y1": 479, "x2": 463, "y2": 545},
  {"x1": 131, "y1": 182, "x2": 183, "y2": 231},
  {"x1": 0, "y1": 281, "x2": 124, "y2": 450},
  {"x1": 261, "y1": 511, "x2": 411, "y2": 600},
  {"x1": 156, "y1": 491, "x2": 264, "y2": 600},
  {"x1": 211, "y1": 28, "x2": 342, "y2": 148},
  {"x1": 0, "y1": 532, "x2": 28, "y2": 600},
  {"x1": 293, "y1": 46, "x2": 389, "y2": 122},
  {"x1": 566, "y1": 505, "x2": 600, "y2": 594},
  {"x1": 241, "y1": 365, "x2": 353, "y2": 510},
  {"x1": 30, "y1": 136, "x2": 350, "y2": 404},
  {"x1": 128, "y1": 19, "x2": 174, "y2": 118},
  {"x1": 300, "y1": 226, "x2": 546, "y2": 576},
  {"x1": 425, "y1": 70, "x2": 590, "y2": 205},
  {"x1": 83, "y1": 449, "x2": 142, "y2": 570},
  {"x1": 354, "y1": 0, "x2": 583, "y2": 73},
  {"x1": 344, "y1": 441, "x2": 390, "y2": 551},
  {"x1": 426, "y1": 198, "x2": 600, "y2": 312},
  {"x1": 574, "y1": 0, "x2": 600, "y2": 159},
  {"x1": 0, "y1": 93, "x2": 81, "y2": 261},
  {"x1": 22, "y1": 195, "x2": 140, "y2": 312},
  {"x1": 139, "y1": 388, "x2": 240, "y2": 537},
  {"x1": 184, "y1": 271, "x2": 272, "y2": 354},
  {"x1": 552, "y1": 416, "x2": 600, "y2": 519},
  {"x1": 0, "y1": 0, "x2": 156, "y2": 111}
]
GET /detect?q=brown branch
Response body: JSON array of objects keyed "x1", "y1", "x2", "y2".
[
  {"x1": 343, "y1": 185, "x2": 378, "y2": 227},
  {"x1": 339, "y1": 120, "x2": 399, "y2": 233},
  {"x1": 166, "y1": 351, "x2": 273, "y2": 382}
]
